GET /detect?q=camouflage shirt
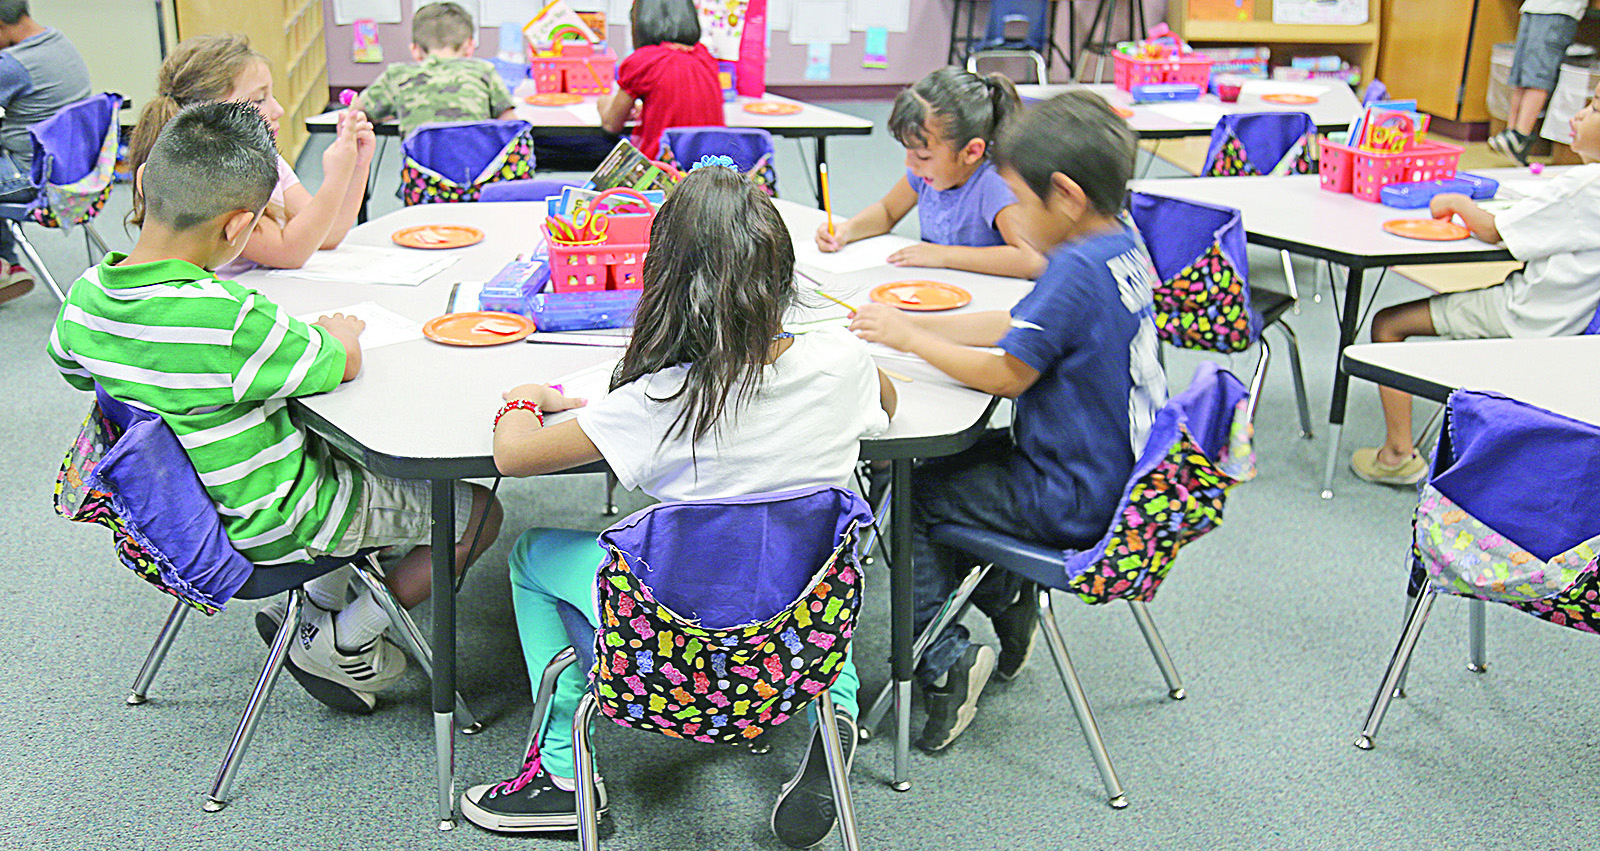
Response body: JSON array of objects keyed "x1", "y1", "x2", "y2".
[{"x1": 359, "y1": 55, "x2": 514, "y2": 137}]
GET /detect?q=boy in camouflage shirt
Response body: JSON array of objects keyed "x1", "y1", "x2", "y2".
[{"x1": 353, "y1": 2, "x2": 514, "y2": 137}]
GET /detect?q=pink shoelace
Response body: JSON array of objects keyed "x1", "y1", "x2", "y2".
[{"x1": 491, "y1": 746, "x2": 543, "y2": 796}]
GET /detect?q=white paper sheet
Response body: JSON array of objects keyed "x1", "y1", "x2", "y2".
[
  {"x1": 768, "y1": 0, "x2": 793, "y2": 30},
  {"x1": 1147, "y1": 102, "x2": 1229, "y2": 126},
  {"x1": 793, "y1": 233, "x2": 918, "y2": 274},
  {"x1": 542, "y1": 359, "x2": 622, "y2": 425},
  {"x1": 293, "y1": 301, "x2": 423, "y2": 350},
  {"x1": 265, "y1": 245, "x2": 458, "y2": 287},
  {"x1": 565, "y1": 101, "x2": 603, "y2": 125},
  {"x1": 332, "y1": 0, "x2": 402, "y2": 25},
  {"x1": 848, "y1": 0, "x2": 909, "y2": 32},
  {"x1": 1239, "y1": 80, "x2": 1333, "y2": 98},
  {"x1": 788, "y1": 0, "x2": 851, "y2": 44},
  {"x1": 1273, "y1": 0, "x2": 1366, "y2": 25},
  {"x1": 1495, "y1": 179, "x2": 1551, "y2": 200}
]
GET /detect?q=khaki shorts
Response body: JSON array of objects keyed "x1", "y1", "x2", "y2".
[
  {"x1": 1428, "y1": 285, "x2": 1512, "y2": 340},
  {"x1": 323, "y1": 474, "x2": 476, "y2": 558}
]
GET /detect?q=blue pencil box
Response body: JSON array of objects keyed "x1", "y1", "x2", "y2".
[
  {"x1": 478, "y1": 257, "x2": 552, "y2": 317},
  {"x1": 528, "y1": 289, "x2": 641, "y2": 332},
  {"x1": 1129, "y1": 83, "x2": 1201, "y2": 103},
  {"x1": 1379, "y1": 173, "x2": 1500, "y2": 208}
]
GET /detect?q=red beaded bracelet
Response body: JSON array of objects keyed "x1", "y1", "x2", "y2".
[{"x1": 494, "y1": 399, "x2": 544, "y2": 429}]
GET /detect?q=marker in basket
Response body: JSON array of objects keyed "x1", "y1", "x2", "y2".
[{"x1": 820, "y1": 163, "x2": 834, "y2": 236}]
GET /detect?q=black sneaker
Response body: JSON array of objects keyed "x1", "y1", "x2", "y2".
[
  {"x1": 461, "y1": 752, "x2": 609, "y2": 833},
  {"x1": 255, "y1": 600, "x2": 377, "y2": 715},
  {"x1": 991, "y1": 590, "x2": 1039, "y2": 681},
  {"x1": 771, "y1": 712, "x2": 857, "y2": 849},
  {"x1": 917, "y1": 643, "x2": 996, "y2": 753},
  {"x1": 1487, "y1": 129, "x2": 1530, "y2": 166}
]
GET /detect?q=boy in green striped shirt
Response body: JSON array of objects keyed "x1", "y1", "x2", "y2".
[{"x1": 49, "y1": 101, "x2": 502, "y2": 714}]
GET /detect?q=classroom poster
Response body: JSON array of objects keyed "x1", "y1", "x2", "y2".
[
  {"x1": 332, "y1": 0, "x2": 401, "y2": 25},
  {"x1": 698, "y1": 0, "x2": 747, "y2": 60},
  {"x1": 768, "y1": 0, "x2": 792, "y2": 30},
  {"x1": 788, "y1": 0, "x2": 849, "y2": 44},
  {"x1": 848, "y1": 0, "x2": 908, "y2": 32},
  {"x1": 805, "y1": 41, "x2": 832, "y2": 80},
  {"x1": 352, "y1": 19, "x2": 383, "y2": 62},
  {"x1": 862, "y1": 26, "x2": 888, "y2": 68}
]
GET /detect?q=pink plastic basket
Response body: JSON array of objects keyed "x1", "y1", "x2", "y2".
[
  {"x1": 544, "y1": 228, "x2": 649, "y2": 293},
  {"x1": 1319, "y1": 138, "x2": 1464, "y2": 202},
  {"x1": 1113, "y1": 52, "x2": 1212, "y2": 91}
]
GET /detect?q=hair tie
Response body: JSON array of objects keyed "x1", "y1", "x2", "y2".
[{"x1": 690, "y1": 154, "x2": 738, "y2": 172}]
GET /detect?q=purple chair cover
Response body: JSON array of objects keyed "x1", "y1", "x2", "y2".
[
  {"x1": 28, "y1": 92, "x2": 119, "y2": 191},
  {"x1": 401, "y1": 119, "x2": 534, "y2": 185},
  {"x1": 597, "y1": 486, "x2": 872, "y2": 629},
  {"x1": 1200, "y1": 112, "x2": 1317, "y2": 176},
  {"x1": 1129, "y1": 190, "x2": 1263, "y2": 349},
  {"x1": 659, "y1": 127, "x2": 778, "y2": 194},
  {"x1": 86, "y1": 385, "x2": 254, "y2": 611},
  {"x1": 1584, "y1": 298, "x2": 1600, "y2": 335},
  {"x1": 478, "y1": 178, "x2": 581, "y2": 203}
]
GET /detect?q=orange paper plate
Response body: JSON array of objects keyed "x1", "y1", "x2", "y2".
[
  {"x1": 1113, "y1": 106, "x2": 1135, "y2": 118},
  {"x1": 1261, "y1": 93, "x2": 1319, "y2": 105},
  {"x1": 1382, "y1": 218, "x2": 1470, "y2": 241},
  {"x1": 392, "y1": 224, "x2": 485, "y2": 249},
  {"x1": 743, "y1": 101, "x2": 802, "y2": 116},
  {"x1": 422, "y1": 311, "x2": 535, "y2": 346},
  {"x1": 526, "y1": 92, "x2": 583, "y2": 106},
  {"x1": 870, "y1": 281, "x2": 972, "y2": 312}
]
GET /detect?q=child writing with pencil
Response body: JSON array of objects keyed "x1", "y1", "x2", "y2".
[
  {"x1": 126, "y1": 33, "x2": 374, "y2": 278},
  {"x1": 849, "y1": 91, "x2": 1166, "y2": 751},
  {"x1": 598, "y1": 0, "x2": 724, "y2": 159},
  {"x1": 460, "y1": 163, "x2": 896, "y2": 848},
  {"x1": 815, "y1": 66, "x2": 1044, "y2": 280}
]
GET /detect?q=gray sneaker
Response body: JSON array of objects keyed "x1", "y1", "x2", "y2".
[
  {"x1": 1487, "y1": 129, "x2": 1530, "y2": 166},
  {"x1": 256, "y1": 600, "x2": 378, "y2": 715},
  {"x1": 917, "y1": 643, "x2": 996, "y2": 752},
  {"x1": 771, "y1": 712, "x2": 857, "y2": 848}
]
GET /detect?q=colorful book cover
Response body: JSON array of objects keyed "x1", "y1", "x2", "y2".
[
  {"x1": 352, "y1": 19, "x2": 382, "y2": 64},
  {"x1": 588, "y1": 139, "x2": 678, "y2": 194}
]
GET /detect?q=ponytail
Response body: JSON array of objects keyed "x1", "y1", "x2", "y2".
[
  {"x1": 982, "y1": 73, "x2": 1021, "y2": 141},
  {"x1": 125, "y1": 94, "x2": 182, "y2": 226},
  {"x1": 887, "y1": 66, "x2": 1021, "y2": 154}
]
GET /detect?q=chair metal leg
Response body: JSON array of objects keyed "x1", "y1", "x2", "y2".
[
  {"x1": 1466, "y1": 598, "x2": 1488, "y2": 673},
  {"x1": 127, "y1": 600, "x2": 191, "y2": 705},
  {"x1": 817, "y1": 690, "x2": 862, "y2": 851},
  {"x1": 1354, "y1": 591, "x2": 1436, "y2": 750},
  {"x1": 860, "y1": 563, "x2": 993, "y2": 737},
  {"x1": 1274, "y1": 321, "x2": 1315, "y2": 439},
  {"x1": 525, "y1": 647, "x2": 579, "y2": 757},
  {"x1": 352, "y1": 557, "x2": 482, "y2": 733},
  {"x1": 10, "y1": 221, "x2": 65, "y2": 302},
  {"x1": 84, "y1": 221, "x2": 109, "y2": 256},
  {"x1": 574, "y1": 691, "x2": 602, "y2": 851},
  {"x1": 205, "y1": 590, "x2": 303, "y2": 812},
  {"x1": 1126, "y1": 601, "x2": 1184, "y2": 700},
  {"x1": 603, "y1": 470, "x2": 619, "y2": 516},
  {"x1": 1279, "y1": 249, "x2": 1300, "y2": 310},
  {"x1": 1037, "y1": 590, "x2": 1127, "y2": 809},
  {"x1": 1247, "y1": 335, "x2": 1271, "y2": 428}
]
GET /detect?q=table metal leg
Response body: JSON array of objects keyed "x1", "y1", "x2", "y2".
[
  {"x1": 431, "y1": 479, "x2": 458, "y2": 830},
  {"x1": 814, "y1": 136, "x2": 829, "y2": 209},
  {"x1": 889, "y1": 458, "x2": 913, "y2": 791},
  {"x1": 1320, "y1": 265, "x2": 1366, "y2": 499}
]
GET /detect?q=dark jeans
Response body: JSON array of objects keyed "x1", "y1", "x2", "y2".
[
  {"x1": 0, "y1": 151, "x2": 35, "y2": 265},
  {"x1": 910, "y1": 429, "x2": 1040, "y2": 686}
]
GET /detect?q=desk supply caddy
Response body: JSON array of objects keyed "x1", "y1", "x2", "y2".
[
  {"x1": 1320, "y1": 104, "x2": 1463, "y2": 202},
  {"x1": 1113, "y1": 24, "x2": 1212, "y2": 92},
  {"x1": 523, "y1": 4, "x2": 616, "y2": 96}
]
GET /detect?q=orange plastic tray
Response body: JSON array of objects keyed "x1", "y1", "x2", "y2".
[
  {"x1": 392, "y1": 224, "x2": 485, "y2": 249},
  {"x1": 870, "y1": 281, "x2": 972, "y2": 311},
  {"x1": 1382, "y1": 218, "x2": 1470, "y2": 241},
  {"x1": 743, "y1": 101, "x2": 802, "y2": 116},
  {"x1": 422, "y1": 311, "x2": 535, "y2": 346}
]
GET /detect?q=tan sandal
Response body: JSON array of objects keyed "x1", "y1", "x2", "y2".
[{"x1": 1350, "y1": 447, "x2": 1427, "y2": 486}]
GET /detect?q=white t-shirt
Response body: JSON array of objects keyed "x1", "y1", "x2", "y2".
[
  {"x1": 214, "y1": 155, "x2": 301, "y2": 280},
  {"x1": 1520, "y1": 0, "x2": 1585, "y2": 20},
  {"x1": 577, "y1": 327, "x2": 889, "y2": 502},
  {"x1": 1494, "y1": 163, "x2": 1600, "y2": 337}
]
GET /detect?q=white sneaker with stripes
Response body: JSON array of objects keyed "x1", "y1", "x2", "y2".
[{"x1": 286, "y1": 602, "x2": 408, "y2": 694}]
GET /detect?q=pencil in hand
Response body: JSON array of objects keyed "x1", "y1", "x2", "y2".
[
  {"x1": 820, "y1": 163, "x2": 834, "y2": 237},
  {"x1": 814, "y1": 288, "x2": 857, "y2": 314}
]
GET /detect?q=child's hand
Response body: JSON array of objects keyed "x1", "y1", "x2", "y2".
[
  {"x1": 314, "y1": 312, "x2": 366, "y2": 339},
  {"x1": 503, "y1": 383, "x2": 588, "y2": 413},
  {"x1": 1429, "y1": 193, "x2": 1470, "y2": 220},
  {"x1": 347, "y1": 109, "x2": 377, "y2": 163},
  {"x1": 815, "y1": 221, "x2": 847, "y2": 252},
  {"x1": 323, "y1": 110, "x2": 362, "y2": 174},
  {"x1": 887, "y1": 242, "x2": 948, "y2": 269},
  {"x1": 849, "y1": 303, "x2": 917, "y2": 351}
]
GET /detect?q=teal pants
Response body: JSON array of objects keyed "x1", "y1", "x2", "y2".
[{"x1": 509, "y1": 527, "x2": 860, "y2": 780}]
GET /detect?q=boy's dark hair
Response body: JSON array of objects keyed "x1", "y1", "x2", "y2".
[
  {"x1": 613, "y1": 165, "x2": 796, "y2": 444},
  {"x1": 888, "y1": 66, "x2": 1020, "y2": 150},
  {"x1": 413, "y1": 2, "x2": 475, "y2": 52},
  {"x1": 0, "y1": 1, "x2": 28, "y2": 26},
  {"x1": 993, "y1": 91, "x2": 1134, "y2": 217},
  {"x1": 140, "y1": 101, "x2": 278, "y2": 232},
  {"x1": 631, "y1": 0, "x2": 700, "y2": 49}
]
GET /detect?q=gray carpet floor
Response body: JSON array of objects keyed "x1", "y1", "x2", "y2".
[{"x1": 2, "y1": 100, "x2": 1593, "y2": 851}]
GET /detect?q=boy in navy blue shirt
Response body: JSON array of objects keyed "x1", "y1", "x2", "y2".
[{"x1": 850, "y1": 91, "x2": 1167, "y2": 752}]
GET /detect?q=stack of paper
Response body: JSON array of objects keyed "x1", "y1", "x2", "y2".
[
  {"x1": 793, "y1": 232, "x2": 918, "y2": 274},
  {"x1": 291, "y1": 301, "x2": 423, "y2": 350},
  {"x1": 266, "y1": 244, "x2": 458, "y2": 287}
]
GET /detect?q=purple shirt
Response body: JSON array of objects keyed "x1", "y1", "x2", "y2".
[{"x1": 909, "y1": 159, "x2": 1017, "y2": 247}]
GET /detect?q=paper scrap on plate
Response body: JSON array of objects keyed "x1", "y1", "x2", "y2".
[
  {"x1": 266, "y1": 244, "x2": 458, "y2": 286},
  {"x1": 292, "y1": 301, "x2": 422, "y2": 350},
  {"x1": 794, "y1": 232, "x2": 918, "y2": 274}
]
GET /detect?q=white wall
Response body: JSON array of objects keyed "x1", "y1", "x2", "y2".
[{"x1": 35, "y1": 0, "x2": 175, "y2": 112}]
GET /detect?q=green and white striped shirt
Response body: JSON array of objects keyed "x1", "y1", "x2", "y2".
[{"x1": 49, "y1": 254, "x2": 363, "y2": 565}]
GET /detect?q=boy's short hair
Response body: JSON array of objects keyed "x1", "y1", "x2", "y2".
[
  {"x1": 141, "y1": 101, "x2": 278, "y2": 232},
  {"x1": 993, "y1": 91, "x2": 1135, "y2": 217},
  {"x1": 413, "y1": 2, "x2": 475, "y2": 52},
  {"x1": 0, "y1": 1, "x2": 27, "y2": 26}
]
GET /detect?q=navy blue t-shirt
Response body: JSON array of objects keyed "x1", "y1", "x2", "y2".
[{"x1": 997, "y1": 226, "x2": 1168, "y2": 548}]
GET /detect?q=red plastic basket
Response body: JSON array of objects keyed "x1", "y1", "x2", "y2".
[
  {"x1": 1112, "y1": 52, "x2": 1212, "y2": 91},
  {"x1": 1318, "y1": 138, "x2": 1464, "y2": 202}
]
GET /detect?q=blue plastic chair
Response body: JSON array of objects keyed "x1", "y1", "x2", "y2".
[
  {"x1": 864, "y1": 362, "x2": 1258, "y2": 809},
  {"x1": 1129, "y1": 190, "x2": 1314, "y2": 438},
  {"x1": 519, "y1": 486, "x2": 872, "y2": 850},
  {"x1": 400, "y1": 119, "x2": 536, "y2": 204},
  {"x1": 0, "y1": 92, "x2": 121, "y2": 301},
  {"x1": 60, "y1": 385, "x2": 477, "y2": 812},
  {"x1": 659, "y1": 126, "x2": 779, "y2": 195},
  {"x1": 964, "y1": 0, "x2": 1052, "y2": 83}
]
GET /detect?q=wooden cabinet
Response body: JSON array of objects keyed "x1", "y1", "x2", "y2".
[
  {"x1": 174, "y1": 0, "x2": 327, "y2": 161},
  {"x1": 1376, "y1": 0, "x2": 1517, "y2": 124},
  {"x1": 1169, "y1": 0, "x2": 1383, "y2": 87}
]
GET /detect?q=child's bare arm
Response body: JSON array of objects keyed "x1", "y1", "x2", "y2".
[
  {"x1": 314, "y1": 312, "x2": 365, "y2": 381},
  {"x1": 876, "y1": 367, "x2": 898, "y2": 418},
  {"x1": 1431, "y1": 193, "x2": 1500, "y2": 243},
  {"x1": 242, "y1": 112, "x2": 364, "y2": 268},
  {"x1": 597, "y1": 88, "x2": 635, "y2": 134},
  {"x1": 497, "y1": 107, "x2": 517, "y2": 120},
  {"x1": 492, "y1": 384, "x2": 602, "y2": 476},
  {"x1": 886, "y1": 205, "x2": 1045, "y2": 279},
  {"x1": 852, "y1": 306, "x2": 1037, "y2": 397},
  {"x1": 817, "y1": 176, "x2": 917, "y2": 252},
  {"x1": 322, "y1": 110, "x2": 375, "y2": 249}
]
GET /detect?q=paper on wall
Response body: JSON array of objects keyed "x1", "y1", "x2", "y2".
[
  {"x1": 768, "y1": 0, "x2": 793, "y2": 30},
  {"x1": 848, "y1": 0, "x2": 908, "y2": 32},
  {"x1": 1272, "y1": 0, "x2": 1366, "y2": 25},
  {"x1": 804, "y1": 42, "x2": 832, "y2": 80},
  {"x1": 698, "y1": 0, "x2": 746, "y2": 60},
  {"x1": 332, "y1": 0, "x2": 402, "y2": 25},
  {"x1": 862, "y1": 26, "x2": 888, "y2": 68},
  {"x1": 483, "y1": 0, "x2": 543, "y2": 27},
  {"x1": 292, "y1": 302, "x2": 423, "y2": 350},
  {"x1": 788, "y1": 0, "x2": 850, "y2": 44}
]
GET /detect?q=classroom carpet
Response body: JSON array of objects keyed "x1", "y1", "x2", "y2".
[{"x1": 1, "y1": 100, "x2": 1591, "y2": 851}]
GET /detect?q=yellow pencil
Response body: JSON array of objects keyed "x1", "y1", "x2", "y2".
[
  {"x1": 820, "y1": 163, "x2": 834, "y2": 236},
  {"x1": 814, "y1": 288, "x2": 857, "y2": 313},
  {"x1": 878, "y1": 366, "x2": 914, "y2": 383}
]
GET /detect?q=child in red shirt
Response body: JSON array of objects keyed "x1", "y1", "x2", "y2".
[{"x1": 598, "y1": 0, "x2": 723, "y2": 159}]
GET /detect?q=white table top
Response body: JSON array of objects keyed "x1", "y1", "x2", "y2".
[
  {"x1": 1018, "y1": 80, "x2": 1363, "y2": 137},
  {"x1": 238, "y1": 198, "x2": 1013, "y2": 477},
  {"x1": 307, "y1": 91, "x2": 873, "y2": 138},
  {"x1": 1343, "y1": 337, "x2": 1600, "y2": 426},
  {"x1": 1126, "y1": 168, "x2": 1559, "y2": 268}
]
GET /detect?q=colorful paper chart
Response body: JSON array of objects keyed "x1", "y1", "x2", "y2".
[
  {"x1": 1382, "y1": 218, "x2": 1470, "y2": 241},
  {"x1": 1261, "y1": 93, "x2": 1319, "y2": 105},
  {"x1": 422, "y1": 311, "x2": 535, "y2": 346},
  {"x1": 870, "y1": 281, "x2": 972, "y2": 311},
  {"x1": 526, "y1": 92, "x2": 583, "y2": 106},
  {"x1": 743, "y1": 101, "x2": 802, "y2": 116},
  {"x1": 391, "y1": 225, "x2": 485, "y2": 249}
]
